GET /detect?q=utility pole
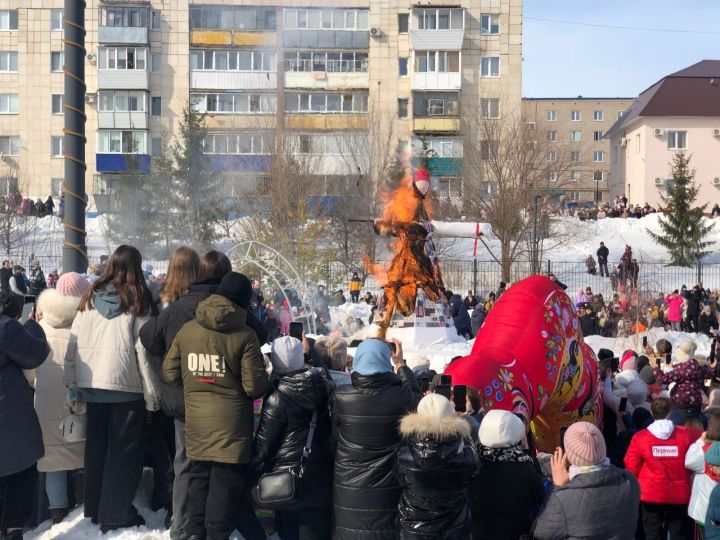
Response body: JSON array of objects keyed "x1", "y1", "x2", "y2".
[{"x1": 62, "y1": 0, "x2": 88, "y2": 273}]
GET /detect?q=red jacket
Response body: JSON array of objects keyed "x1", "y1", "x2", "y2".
[{"x1": 625, "y1": 421, "x2": 701, "y2": 504}]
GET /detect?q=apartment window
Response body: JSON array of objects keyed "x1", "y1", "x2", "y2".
[
  {"x1": 0, "y1": 93, "x2": 18, "y2": 113},
  {"x1": 480, "y1": 98, "x2": 500, "y2": 119},
  {"x1": 480, "y1": 14, "x2": 499, "y2": 35},
  {"x1": 191, "y1": 93, "x2": 276, "y2": 114},
  {"x1": 415, "y1": 51, "x2": 460, "y2": 73},
  {"x1": 546, "y1": 110, "x2": 556, "y2": 121},
  {"x1": 415, "y1": 8, "x2": 463, "y2": 30},
  {"x1": 151, "y1": 10, "x2": 161, "y2": 30},
  {"x1": 284, "y1": 9, "x2": 368, "y2": 31},
  {"x1": 51, "y1": 52, "x2": 65, "y2": 72},
  {"x1": 192, "y1": 49, "x2": 275, "y2": 71},
  {"x1": 398, "y1": 13, "x2": 409, "y2": 33},
  {"x1": 571, "y1": 110, "x2": 581, "y2": 121},
  {"x1": 420, "y1": 137, "x2": 462, "y2": 158},
  {"x1": 285, "y1": 92, "x2": 368, "y2": 113},
  {"x1": 593, "y1": 150, "x2": 604, "y2": 162},
  {"x1": 414, "y1": 92, "x2": 459, "y2": 117},
  {"x1": 0, "y1": 52, "x2": 18, "y2": 71},
  {"x1": 51, "y1": 94, "x2": 64, "y2": 114},
  {"x1": 617, "y1": 110, "x2": 625, "y2": 120},
  {"x1": 151, "y1": 137, "x2": 162, "y2": 157},
  {"x1": 98, "y1": 47, "x2": 147, "y2": 70},
  {"x1": 480, "y1": 140, "x2": 499, "y2": 161},
  {"x1": 190, "y1": 6, "x2": 276, "y2": 31},
  {"x1": 396, "y1": 98, "x2": 409, "y2": 119},
  {"x1": 593, "y1": 171, "x2": 603, "y2": 182},
  {"x1": 51, "y1": 136, "x2": 63, "y2": 157},
  {"x1": 51, "y1": 9, "x2": 63, "y2": 31},
  {"x1": 0, "y1": 136, "x2": 20, "y2": 155},
  {"x1": 99, "y1": 91, "x2": 147, "y2": 112},
  {"x1": 0, "y1": 10, "x2": 18, "y2": 31},
  {"x1": 480, "y1": 56, "x2": 499, "y2": 77},
  {"x1": 570, "y1": 171, "x2": 581, "y2": 182},
  {"x1": 570, "y1": 131, "x2": 581, "y2": 142},
  {"x1": 593, "y1": 110, "x2": 603, "y2": 121},
  {"x1": 151, "y1": 54, "x2": 161, "y2": 73},
  {"x1": 284, "y1": 51, "x2": 367, "y2": 73},
  {"x1": 204, "y1": 133, "x2": 273, "y2": 155},
  {"x1": 546, "y1": 151, "x2": 556, "y2": 162},
  {"x1": 149, "y1": 96, "x2": 161, "y2": 116},
  {"x1": 546, "y1": 130, "x2": 556, "y2": 142},
  {"x1": 100, "y1": 7, "x2": 148, "y2": 28},
  {"x1": 570, "y1": 151, "x2": 580, "y2": 162},
  {"x1": 436, "y1": 177, "x2": 462, "y2": 198},
  {"x1": 636, "y1": 134, "x2": 641, "y2": 153},
  {"x1": 668, "y1": 131, "x2": 687, "y2": 150},
  {"x1": 398, "y1": 57, "x2": 408, "y2": 77},
  {"x1": 97, "y1": 130, "x2": 148, "y2": 154},
  {"x1": 593, "y1": 131, "x2": 603, "y2": 141},
  {"x1": 51, "y1": 178, "x2": 63, "y2": 197},
  {"x1": 547, "y1": 171, "x2": 557, "y2": 182}
]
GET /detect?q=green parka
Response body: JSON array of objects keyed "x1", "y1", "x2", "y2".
[{"x1": 163, "y1": 294, "x2": 270, "y2": 464}]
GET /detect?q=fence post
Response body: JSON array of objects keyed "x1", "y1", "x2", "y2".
[
  {"x1": 547, "y1": 260, "x2": 551, "y2": 276},
  {"x1": 698, "y1": 259, "x2": 702, "y2": 285},
  {"x1": 472, "y1": 258, "x2": 477, "y2": 294}
]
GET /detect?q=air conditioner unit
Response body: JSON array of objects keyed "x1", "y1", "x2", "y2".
[
  {"x1": 370, "y1": 27, "x2": 380, "y2": 36},
  {"x1": 713, "y1": 128, "x2": 720, "y2": 137},
  {"x1": 713, "y1": 177, "x2": 720, "y2": 186},
  {"x1": 620, "y1": 137, "x2": 627, "y2": 147},
  {"x1": 654, "y1": 177, "x2": 664, "y2": 186},
  {"x1": 85, "y1": 93, "x2": 96, "y2": 104},
  {"x1": 654, "y1": 128, "x2": 665, "y2": 136}
]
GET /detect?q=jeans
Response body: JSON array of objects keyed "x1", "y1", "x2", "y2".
[
  {"x1": 0, "y1": 464, "x2": 38, "y2": 532},
  {"x1": 46, "y1": 470, "x2": 68, "y2": 510},
  {"x1": 84, "y1": 400, "x2": 145, "y2": 526},
  {"x1": 642, "y1": 502, "x2": 692, "y2": 540}
]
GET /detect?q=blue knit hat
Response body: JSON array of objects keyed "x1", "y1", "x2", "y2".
[
  {"x1": 706, "y1": 442, "x2": 720, "y2": 466},
  {"x1": 352, "y1": 339, "x2": 392, "y2": 376}
]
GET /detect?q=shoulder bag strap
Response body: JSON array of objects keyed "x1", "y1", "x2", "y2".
[{"x1": 298, "y1": 411, "x2": 319, "y2": 474}]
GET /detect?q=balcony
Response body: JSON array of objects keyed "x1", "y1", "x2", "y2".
[
  {"x1": 283, "y1": 31, "x2": 369, "y2": 50},
  {"x1": 98, "y1": 70, "x2": 149, "y2": 90},
  {"x1": 285, "y1": 114, "x2": 367, "y2": 130},
  {"x1": 190, "y1": 71, "x2": 277, "y2": 91},
  {"x1": 190, "y1": 30, "x2": 277, "y2": 47},
  {"x1": 284, "y1": 71, "x2": 368, "y2": 90},
  {"x1": 413, "y1": 72, "x2": 461, "y2": 91},
  {"x1": 98, "y1": 111, "x2": 148, "y2": 130},
  {"x1": 96, "y1": 153, "x2": 150, "y2": 174},
  {"x1": 413, "y1": 117, "x2": 460, "y2": 133},
  {"x1": 99, "y1": 26, "x2": 148, "y2": 45},
  {"x1": 209, "y1": 155, "x2": 271, "y2": 173},
  {"x1": 204, "y1": 115, "x2": 276, "y2": 130},
  {"x1": 410, "y1": 8, "x2": 465, "y2": 50}
]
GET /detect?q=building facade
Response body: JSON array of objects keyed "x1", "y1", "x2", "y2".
[
  {"x1": 606, "y1": 61, "x2": 720, "y2": 209},
  {"x1": 0, "y1": 0, "x2": 522, "y2": 205},
  {"x1": 522, "y1": 97, "x2": 633, "y2": 203}
]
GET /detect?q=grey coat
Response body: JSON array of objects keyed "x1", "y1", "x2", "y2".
[
  {"x1": 0, "y1": 315, "x2": 50, "y2": 477},
  {"x1": 532, "y1": 466, "x2": 640, "y2": 540}
]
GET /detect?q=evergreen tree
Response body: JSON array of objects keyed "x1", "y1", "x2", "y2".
[{"x1": 648, "y1": 152, "x2": 714, "y2": 266}]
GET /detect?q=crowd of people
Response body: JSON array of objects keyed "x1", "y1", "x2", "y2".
[
  {"x1": 6, "y1": 244, "x2": 720, "y2": 540},
  {"x1": 0, "y1": 193, "x2": 60, "y2": 218}
]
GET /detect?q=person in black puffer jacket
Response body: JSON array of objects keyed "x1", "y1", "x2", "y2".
[
  {"x1": 252, "y1": 337, "x2": 334, "y2": 540},
  {"x1": 332, "y1": 339, "x2": 421, "y2": 540},
  {"x1": 470, "y1": 303, "x2": 486, "y2": 338},
  {"x1": 470, "y1": 409, "x2": 545, "y2": 540},
  {"x1": 396, "y1": 394, "x2": 477, "y2": 539},
  {"x1": 449, "y1": 294, "x2": 471, "y2": 339}
]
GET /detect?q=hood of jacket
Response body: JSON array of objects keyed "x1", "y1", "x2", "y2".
[
  {"x1": 276, "y1": 367, "x2": 329, "y2": 411},
  {"x1": 93, "y1": 284, "x2": 122, "y2": 319},
  {"x1": 399, "y1": 412, "x2": 471, "y2": 468},
  {"x1": 648, "y1": 419, "x2": 675, "y2": 440},
  {"x1": 37, "y1": 288, "x2": 81, "y2": 328},
  {"x1": 196, "y1": 294, "x2": 247, "y2": 332}
]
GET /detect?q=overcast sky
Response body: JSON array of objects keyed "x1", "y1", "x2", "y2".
[{"x1": 522, "y1": 0, "x2": 720, "y2": 98}]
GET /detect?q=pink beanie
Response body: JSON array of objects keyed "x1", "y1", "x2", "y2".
[
  {"x1": 620, "y1": 350, "x2": 637, "y2": 371},
  {"x1": 56, "y1": 272, "x2": 90, "y2": 298},
  {"x1": 563, "y1": 421, "x2": 606, "y2": 466}
]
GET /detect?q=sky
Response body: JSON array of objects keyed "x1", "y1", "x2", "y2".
[{"x1": 522, "y1": 0, "x2": 720, "y2": 98}]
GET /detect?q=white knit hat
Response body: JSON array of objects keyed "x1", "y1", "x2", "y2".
[
  {"x1": 478, "y1": 409, "x2": 526, "y2": 448},
  {"x1": 626, "y1": 379, "x2": 649, "y2": 407},
  {"x1": 417, "y1": 394, "x2": 454, "y2": 418},
  {"x1": 270, "y1": 336, "x2": 305, "y2": 374},
  {"x1": 675, "y1": 340, "x2": 697, "y2": 364}
]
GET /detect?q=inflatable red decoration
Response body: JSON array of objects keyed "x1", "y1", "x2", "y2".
[{"x1": 445, "y1": 275, "x2": 602, "y2": 452}]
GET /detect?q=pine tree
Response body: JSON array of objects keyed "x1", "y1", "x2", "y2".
[{"x1": 648, "y1": 152, "x2": 714, "y2": 267}]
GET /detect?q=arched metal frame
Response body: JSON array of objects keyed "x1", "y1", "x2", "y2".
[{"x1": 227, "y1": 241, "x2": 317, "y2": 335}]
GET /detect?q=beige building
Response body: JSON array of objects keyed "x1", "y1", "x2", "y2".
[
  {"x1": 523, "y1": 97, "x2": 633, "y2": 203},
  {"x1": 0, "y1": 0, "x2": 522, "y2": 206}
]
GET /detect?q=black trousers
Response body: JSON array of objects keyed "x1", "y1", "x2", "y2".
[
  {"x1": 641, "y1": 502, "x2": 692, "y2": 540},
  {"x1": 84, "y1": 400, "x2": 145, "y2": 526},
  {"x1": 143, "y1": 410, "x2": 175, "y2": 512},
  {"x1": 350, "y1": 291, "x2": 360, "y2": 303},
  {"x1": 599, "y1": 260, "x2": 609, "y2": 277},
  {"x1": 276, "y1": 507, "x2": 332, "y2": 540},
  {"x1": 0, "y1": 464, "x2": 38, "y2": 532}
]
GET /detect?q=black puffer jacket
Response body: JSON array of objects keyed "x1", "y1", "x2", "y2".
[
  {"x1": 396, "y1": 412, "x2": 478, "y2": 539},
  {"x1": 449, "y1": 294, "x2": 471, "y2": 336},
  {"x1": 140, "y1": 277, "x2": 269, "y2": 417},
  {"x1": 251, "y1": 367, "x2": 334, "y2": 509},
  {"x1": 332, "y1": 367, "x2": 421, "y2": 540}
]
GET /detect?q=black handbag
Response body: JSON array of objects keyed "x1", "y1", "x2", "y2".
[{"x1": 252, "y1": 411, "x2": 318, "y2": 510}]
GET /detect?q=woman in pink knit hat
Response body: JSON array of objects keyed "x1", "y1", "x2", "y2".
[
  {"x1": 29, "y1": 272, "x2": 89, "y2": 524},
  {"x1": 532, "y1": 421, "x2": 641, "y2": 540}
]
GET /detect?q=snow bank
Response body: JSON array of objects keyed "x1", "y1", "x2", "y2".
[{"x1": 584, "y1": 327, "x2": 713, "y2": 360}]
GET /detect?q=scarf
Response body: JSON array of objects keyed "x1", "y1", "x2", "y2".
[
  {"x1": 481, "y1": 445, "x2": 533, "y2": 464},
  {"x1": 569, "y1": 457, "x2": 610, "y2": 480}
]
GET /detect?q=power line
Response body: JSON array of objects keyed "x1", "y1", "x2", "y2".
[{"x1": 524, "y1": 16, "x2": 720, "y2": 35}]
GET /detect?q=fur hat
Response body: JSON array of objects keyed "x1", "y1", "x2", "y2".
[
  {"x1": 675, "y1": 340, "x2": 697, "y2": 363},
  {"x1": 478, "y1": 410, "x2": 525, "y2": 448},
  {"x1": 55, "y1": 272, "x2": 90, "y2": 299},
  {"x1": 563, "y1": 421, "x2": 606, "y2": 467}
]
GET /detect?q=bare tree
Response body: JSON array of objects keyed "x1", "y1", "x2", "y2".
[{"x1": 0, "y1": 163, "x2": 35, "y2": 258}]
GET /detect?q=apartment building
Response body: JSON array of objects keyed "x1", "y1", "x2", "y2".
[
  {"x1": 523, "y1": 97, "x2": 633, "y2": 203},
  {"x1": 0, "y1": 1, "x2": 522, "y2": 205}
]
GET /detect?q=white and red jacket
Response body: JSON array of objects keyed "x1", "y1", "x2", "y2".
[{"x1": 624, "y1": 419, "x2": 701, "y2": 505}]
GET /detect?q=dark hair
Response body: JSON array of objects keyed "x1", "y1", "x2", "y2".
[
  {"x1": 0, "y1": 293, "x2": 23, "y2": 319},
  {"x1": 199, "y1": 250, "x2": 232, "y2": 280},
  {"x1": 79, "y1": 245, "x2": 153, "y2": 317},
  {"x1": 707, "y1": 412, "x2": 720, "y2": 441},
  {"x1": 467, "y1": 387, "x2": 481, "y2": 413},
  {"x1": 651, "y1": 397, "x2": 672, "y2": 420},
  {"x1": 656, "y1": 339, "x2": 672, "y2": 355}
]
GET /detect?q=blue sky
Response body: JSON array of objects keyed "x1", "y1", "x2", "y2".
[{"x1": 522, "y1": 0, "x2": 720, "y2": 98}]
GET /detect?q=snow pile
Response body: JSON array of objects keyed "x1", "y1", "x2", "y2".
[
  {"x1": 585, "y1": 326, "x2": 713, "y2": 360},
  {"x1": 328, "y1": 301, "x2": 373, "y2": 328}
]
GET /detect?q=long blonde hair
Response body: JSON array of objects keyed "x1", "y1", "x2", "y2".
[{"x1": 159, "y1": 247, "x2": 200, "y2": 304}]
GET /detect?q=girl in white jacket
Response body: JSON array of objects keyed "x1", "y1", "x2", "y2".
[{"x1": 65, "y1": 245, "x2": 161, "y2": 533}]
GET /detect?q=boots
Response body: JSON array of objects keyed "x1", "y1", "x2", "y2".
[
  {"x1": 68, "y1": 470, "x2": 84, "y2": 509},
  {"x1": 100, "y1": 513, "x2": 145, "y2": 534},
  {"x1": 50, "y1": 507, "x2": 70, "y2": 524}
]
